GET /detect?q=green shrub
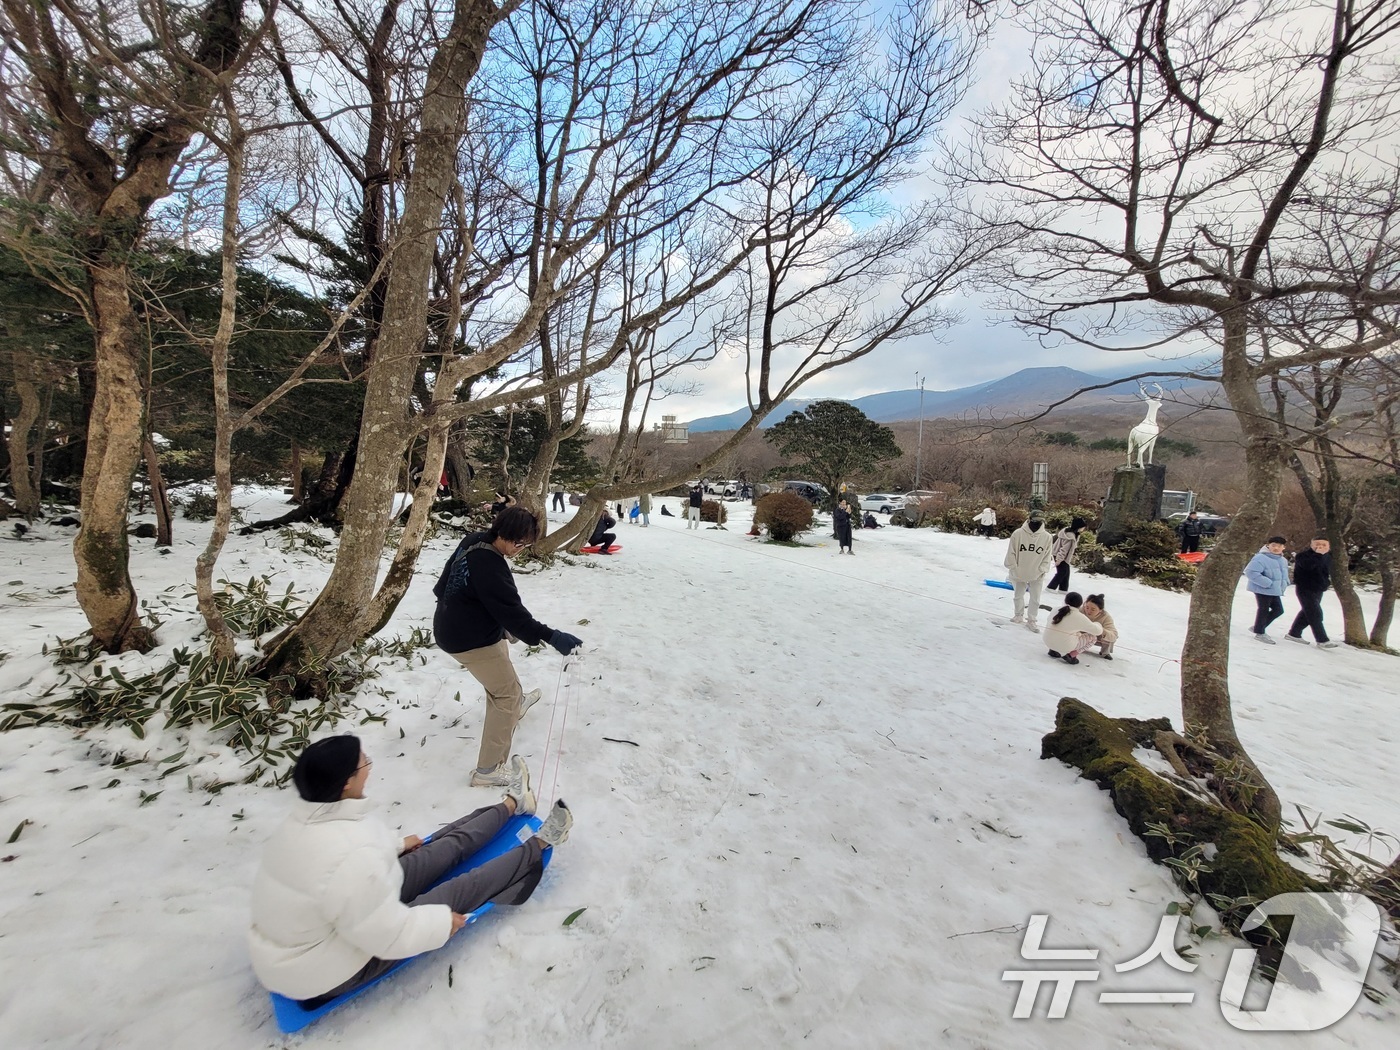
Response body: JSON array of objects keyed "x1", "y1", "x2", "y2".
[
  {"x1": 700, "y1": 499, "x2": 728, "y2": 525},
  {"x1": 1076, "y1": 521, "x2": 1196, "y2": 590},
  {"x1": 754, "y1": 491, "x2": 813, "y2": 541},
  {"x1": 1136, "y1": 557, "x2": 1197, "y2": 591},
  {"x1": 179, "y1": 490, "x2": 219, "y2": 521}
]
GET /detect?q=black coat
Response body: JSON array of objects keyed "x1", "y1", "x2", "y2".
[
  {"x1": 1179, "y1": 517, "x2": 1204, "y2": 538},
  {"x1": 688, "y1": 486, "x2": 704, "y2": 508},
  {"x1": 589, "y1": 515, "x2": 617, "y2": 546},
  {"x1": 432, "y1": 532, "x2": 554, "y2": 653},
  {"x1": 833, "y1": 507, "x2": 853, "y2": 545},
  {"x1": 1293, "y1": 548, "x2": 1331, "y2": 592}
]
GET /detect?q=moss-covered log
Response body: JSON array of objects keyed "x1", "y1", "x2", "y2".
[{"x1": 1042, "y1": 697, "x2": 1322, "y2": 949}]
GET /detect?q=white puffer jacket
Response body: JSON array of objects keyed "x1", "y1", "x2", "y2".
[
  {"x1": 1043, "y1": 606, "x2": 1104, "y2": 655},
  {"x1": 1004, "y1": 524, "x2": 1055, "y2": 583},
  {"x1": 248, "y1": 797, "x2": 452, "y2": 999}
]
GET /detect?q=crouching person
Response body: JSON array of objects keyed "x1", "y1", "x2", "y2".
[
  {"x1": 249, "y1": 735, "x2": 572, "y2": 1007},
  {"x1": 1082, "y1": 594, "x2": 1118, "y2": 660},
  {"x1": 1042, "y1": 592, "x2": 1103, "y2": 665}
]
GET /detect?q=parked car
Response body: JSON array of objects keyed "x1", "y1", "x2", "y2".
[
  {"x1": 1165, "y1": 511, "x2": 1230, "y2": 536},
  {"x1": 782, "y1": 480, "x2": 830, "y2": 505},
  {"x1": 858, "y1": 493, "x2": 904, "y2": 514}
]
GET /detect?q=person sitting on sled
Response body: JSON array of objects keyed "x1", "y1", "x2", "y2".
[{"x1": 248, "y1": 735, "x2": 573, "y2": 1006}]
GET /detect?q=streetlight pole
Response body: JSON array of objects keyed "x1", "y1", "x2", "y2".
[{"x1": 914, "y1": 373, "x2": 926, "y2": 488}]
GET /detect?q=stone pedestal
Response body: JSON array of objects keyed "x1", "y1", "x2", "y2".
[{"x1": 1097, "y1": 465, "x2": 1166, "y2": 547}]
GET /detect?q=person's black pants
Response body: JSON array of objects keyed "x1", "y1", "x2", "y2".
[
  {"x1": 1181, "y1": 535, "x2": 1199, "y2": 553},
  {"x1": 1047, "y1": 561, "x2": 1071, "y2": 591},
  {"x1": 551, "y1": 493, "x2": 564, "y2": 510},
  {"x1": 1289, "y1": 589, "x2": 1329, "y2": 642},
  {"x1": 1253, "y1": 594, "x2": 1285, "y2": 634},
  {"x1": 592, "y1": 532, "x2": 616, "y2": 552}
]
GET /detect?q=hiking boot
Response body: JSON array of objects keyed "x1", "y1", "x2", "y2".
[
  {"x1": 1317, "y1": 640, "x2": 1340, "y2": 649},
  {"x1": 521, "y1": 688, "x2": 542, "y2": 716},
  {"x1": 1047, "y1": 650, "x2": 1062, "y2": 659},
  {"x1": 1062, "y1": 654, "x2": 1080, "y2": 665},
  {"x1": 536, "y1": 799, "x2": 572, "y2": 848},
  {"x1": 1283, "y1": 634, "x2": 1309, "y2": 645},
  {"x1": 1252, "y1": 632, "x2": 1276, "y2": 645}
]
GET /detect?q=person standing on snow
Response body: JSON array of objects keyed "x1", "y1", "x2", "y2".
[
  {"x1": 248, "y1": 735, "x2": 572, "y2": 1007},
  {"x1": 1243, "y1": 536, "x2": 1290, "y2": 644},
  {"x1": 1285, "y1": 537, "x2": 1339, "y2": 648},
  {"x1": 687, "y1": 483, "x2": 704, "y2": 529},
  {"x1": 638, "y1": 492, "x2": 651, "y2": 527},
  {"x1": 834, "y1": 498, "x2": 854, "y2": 554},
  {"x1": 1178, "y1": 511, "x2": 1205, "y2": 553},
  {"x1": 975, "y1": 506, "x2": 997, "y2": 538},
  {"x1": 550, "y1": 481, "x2": 566, "y2": 512},
  {"x1": 1004, "y1": 510, "x2": 1055, "y2": 632},
  {"x1": 1046, "y1": 516, "x2": 1086, "y2": 592},
  {"x1": 432, "y1": 507, "x2": 583, "y2": 785}
]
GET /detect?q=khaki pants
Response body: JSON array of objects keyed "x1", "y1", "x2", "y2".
[{"x1": 451, "y1": 639, "x2": 524, "y2": 770}]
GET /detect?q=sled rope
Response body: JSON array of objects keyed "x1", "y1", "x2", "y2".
[{"x1": 536, "y1": 651, "x2": 581, "y2": 808}]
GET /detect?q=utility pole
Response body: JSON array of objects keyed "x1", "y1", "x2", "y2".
[{"x1": 914, "y1": 373, "x2": 926, "y2": 488}]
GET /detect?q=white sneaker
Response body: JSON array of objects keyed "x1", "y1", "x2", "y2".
[
  {"x1": 1252, "y1": 632, "x2": 1276, "y2": 645},
  {"x1": 521, "y1": 688, "x2": 542, "y2": 716},
  {"x1": 1010, "y1": 615, "x2": 1024, "y2": 625},
  {"x1": 536, "y1": 799, "x2": 572, "y2": 848},
  {"x1": 1283, "y1": 634, "x2": 1309, "y2": 645},
  {"x1": 1317, "y1": 640, "x2": 1340, "y2": 649},
  {"x1": 1026, "y1": 621, "x2": 1040, "y2": 633},
  {"x1": 471, "y1": 753, "x2": 523, "y2": 790}
]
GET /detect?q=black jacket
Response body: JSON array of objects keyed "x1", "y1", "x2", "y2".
[
  {"x1": 1179, "y1": 517, "x2": 1204, "y2": 538},
  {"x1": 688, "y1": 486, "x2": 704, "y2": 508},
  {"x1": 1293, "y1": 548, "x2": 1331, "y2": 593},
  {"x1": 833, "y1": 506, "x2": 853, "y2": 544},
  {"x1": 432, "y1": 532, "x2": 554, "y2": 653},
  {"x1": 589, "y1": 515, "x2": 616, "y2": 546}
]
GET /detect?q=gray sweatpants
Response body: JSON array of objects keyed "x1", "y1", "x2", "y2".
[
  {"x1": 1011, "y1": 579, "x2": 1044, "y2": 624},
  {"x1": 304, "y1": 804, "x2": 543, "y2": 1005}
]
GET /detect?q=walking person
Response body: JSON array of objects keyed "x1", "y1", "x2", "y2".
[
  {"x1": 638, "y1": 492, "x2": 651, "y2": 527},
  {"x1": 1179, "y1": 510, "x2": 1204, "y2": 553},
  {"x1": 687, "y1": 482, "x2": 704, "y2": 529},
  {"x1": 550, "y1": 482, "x2": 566, "y2": 512},
  {"x1": 1285, "y1": 537, "x2": 1340, "y2": 648},
  {"x1": 1004, "y1": 510, "x2": 1055, "y2": 632},
  {"x1": 975, "y1": 506, "x2": 997, "y2": 538},
  {"x1": 1244, "y1": 536, "x2": 1290, "y2": 644},
  {"x1": 432, "y1": 507, "x2": 583, "y2": 785},
  {"x1": 1043, "y1": 592, "x2": 1104, "y2": 665},
  {"x1": 1081, "y1": 594, "x2": 1118, "y2": 659},
  {"x1": 248, "y1": 735, "x2": 573, "y2": 1006},
  {"x1": 1046, "y1": 517, "x2": 1086, "y2": 592},
  {"x1": 834, "y1": 498, "x2": 854, "y2": 555}
]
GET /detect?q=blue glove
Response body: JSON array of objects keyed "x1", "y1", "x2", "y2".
[{"x1": 549, "y1": 629, "x2": 582, "y2": 655}]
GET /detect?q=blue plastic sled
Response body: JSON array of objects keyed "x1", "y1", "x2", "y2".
[
  {"x1": 984, "y1": 579, "x2": 1015, "y2": 590},
  {"x1": 268, "y1": 813, "x2": 549, "y2": 1033}
]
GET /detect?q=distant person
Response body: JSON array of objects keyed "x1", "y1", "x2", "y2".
[
  {"x1": 638, "y1": 492, "x2": 651, "y2": 527},
  {"x1": 550, "y1": 482, "x2": 566, "y2": 512},
  {"x1": 741, "y1": 483, "x2": 752, "y2": 500},
  {"x1": 687, "y1": 483, "x2": 704, "y2": 529},
  {"x1": 1179, "y1": 511, "x2": 1204, "y2": 553},
  {"x1": 432, "y1": 507, "x2": 583, "y2": 785},
  {"x1": 1081, "y1": 594, "x2": 1118, "y2": 660},
  {"x1": 834, "y1": 499, "x2": 854, "y2": 554},
  {"x1": 1285, "y1": 537, "x2": 1339, "y2": 649},
  {"x1": 863, "y1": 511, "x2": 882, "y2": 530},
  {"x1": 490, "y1": 493, "x2": 516, "y2": 516},
  {"x1": 248, "y1": 735, "x2": 572, "y2": 1007},
  {"x1": 1043, "y1": 592, "x2": 1103, "y2": 665},
  {"x1": 1244, "y1": 536, "x2": 1290, "y2": 644},
  {"x1": 1004, "y1": 510, "x2": 1055, "y2": 632},
  {"x1": 589, "y1": 511, "x2": 617, "y2": 553},
  {"x1": 660, "y1": 503, "x2": 674, "y2": 517},
  {"x1": 1046, "y1": 517, "x2": 1086, "y2": 592},
  {"x1": 975, "y1": 506, "x2": 997, "y2": 538},
  {"x1": 628, "y1": 499, "x2": 641, "y2": 524}
]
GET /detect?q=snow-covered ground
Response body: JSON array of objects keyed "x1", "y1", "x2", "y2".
[{"x1": 0, "y1": 489, "x2": 1396, "y2": 1049}]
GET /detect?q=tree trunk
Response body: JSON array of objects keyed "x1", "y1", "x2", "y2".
[
  {"x1": 142, "y1": 434, "x2": 173, "y2": 547},
  {"x1": 258, "y1": 0, "x2": 507, "y2": 683},
  {"x1": 74, "y1": 259, "x2": 155, "y2": 653},
  {"x1": 1179, "y1": 315, "x2": 1282, "y2": 830},
  {"x1": 5, "y1": 348, "x2": 43, "y2": 519},
  {"x1": 1371, "y1": 552, "x2": 1395, "y2": 648}
]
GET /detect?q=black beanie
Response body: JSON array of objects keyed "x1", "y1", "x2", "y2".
[
  {"x1": 292, "y1": 735, "x2": 362, "y2": 803},
  {"x1": 1071, "y1": 516, "x2": 1086, "y2": 531}
]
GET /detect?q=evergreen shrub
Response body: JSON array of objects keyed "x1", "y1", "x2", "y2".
[{"x1": 754, "y1": 491, "x2": 813, "y2": 541}]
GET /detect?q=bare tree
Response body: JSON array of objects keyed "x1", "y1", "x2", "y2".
[{"x1": 966, "y1": 0, "x2": 1400, "y2": 828}]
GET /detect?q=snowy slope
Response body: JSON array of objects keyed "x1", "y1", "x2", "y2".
[{"x1": 0, "y1": 490, "x2": 1395, "y2": 1048}]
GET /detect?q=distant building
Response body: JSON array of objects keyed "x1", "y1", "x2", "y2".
[{"x1": 657, "y1": 415, "x2": 689, "y2": 444}]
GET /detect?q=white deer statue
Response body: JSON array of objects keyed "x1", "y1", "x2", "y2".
[{"x1": 1126, "y1": 382, "x2": 1164, "y2": 467}]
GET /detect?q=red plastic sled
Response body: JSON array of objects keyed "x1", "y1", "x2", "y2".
[
  {"x1": 578, "y1": 544, "x2": 622, "y2": 554},
  {"x1": 1177, "y1": 551, "x2": 1206, "y2": 563}
]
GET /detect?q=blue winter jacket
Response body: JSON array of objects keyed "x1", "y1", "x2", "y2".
[{"x1": 1244, "y1": 548, "x2": 1290, "y2": 596}]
